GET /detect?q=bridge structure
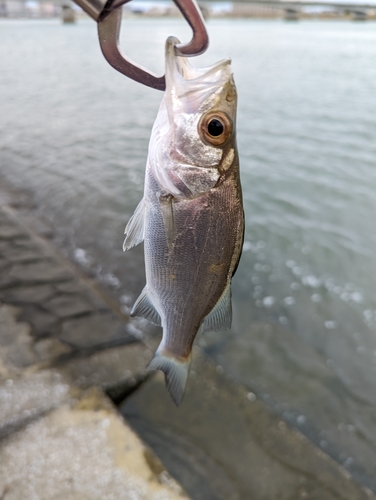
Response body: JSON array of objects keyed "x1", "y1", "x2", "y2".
[
  {"x1": 1, "y1": 0, "x2": 376, "y2": 21},
  {"x1": 233, "y1": 0, "x2": 376, "y2": 19}
]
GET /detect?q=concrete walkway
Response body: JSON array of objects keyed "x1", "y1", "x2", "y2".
[{"x1": 0, "y1": 204, "x2": 188, "y2": 500}]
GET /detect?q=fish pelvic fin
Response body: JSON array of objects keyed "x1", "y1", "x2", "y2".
[
  {"x1": 123, "y1": 198, "x2": 145, "y2": 251},
  {"x1": 147, "y1": 348, "x2": 191, "y2": 406},
  {"x1": 131, "y1": 286, "x2": 161, "y2": 326}
]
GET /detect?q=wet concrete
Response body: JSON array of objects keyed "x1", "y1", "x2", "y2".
[{"x1": 0, "y1": 203, "x2": 152, "y2": 396}]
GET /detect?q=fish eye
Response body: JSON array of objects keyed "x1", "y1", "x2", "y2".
[
  {"x1": 199, "y1": 111, "x2": 232, "y2": 147},
  {"x1": 208, "y1": 119, "x2": 223, "y2": 137}
]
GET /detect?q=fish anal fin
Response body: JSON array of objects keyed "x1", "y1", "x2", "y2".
[
  {"x1": 147, "y1": 348, "x2": 191, "y2": 406},
  {"x1": 130, "y1": 286, "x2": 161, "y2": 326},
  {"x1": 123, "y1": 198, "x2": 145, "y2": 251},
  {"x1": 200, "y1": 281, "x2": 232, "y2": 334}
]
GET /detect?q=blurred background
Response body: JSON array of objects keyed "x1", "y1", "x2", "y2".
[{"x1": 1, "y1": 4, "x2": 376, "y2": 498}]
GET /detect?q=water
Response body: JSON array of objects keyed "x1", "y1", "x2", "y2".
[{"x1": 1, "y1": 18, "x2": 376, "y2": 491}]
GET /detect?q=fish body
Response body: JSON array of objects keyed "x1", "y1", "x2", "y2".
[{"x1": 124, "y1": 37, "x2": 244, "y2": 405}]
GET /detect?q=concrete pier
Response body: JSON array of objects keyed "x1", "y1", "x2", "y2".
[{"x1": 61, "y1": 4, "x2": 75, "y2": 23}]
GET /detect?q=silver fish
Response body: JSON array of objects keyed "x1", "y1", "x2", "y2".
[{"x1": 123, "y1": 36, "x2": 244, "y2": 405}]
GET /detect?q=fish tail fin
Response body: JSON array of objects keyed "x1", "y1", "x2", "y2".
[{"x1": 147, "y1": 347, "x2": 191, "y2": 406}]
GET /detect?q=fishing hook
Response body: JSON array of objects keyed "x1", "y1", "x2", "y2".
[{"x1": 91, "y1": 0, "x2": 209, "y2": 91}]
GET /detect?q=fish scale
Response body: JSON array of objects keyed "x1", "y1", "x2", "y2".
[{"x1": 146, "y1": 172, "x2": 242, "y2": 347}]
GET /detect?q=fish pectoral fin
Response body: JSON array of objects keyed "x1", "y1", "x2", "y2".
[
  {"x1": 130, "y1": 286, "x2": 161, "y2": 326},
  {"x1": 123, "y1": 198, "x2": 145, "y2": 251},
  {"x1": 159, "y1": 193, "x2": 175, "y2": 251},
  {"x1": 147, "y1": 348, "x2": 191, "y2": 406},
  {"x1": 200, "y1": 281, "x2": 232, "y2": 334}
]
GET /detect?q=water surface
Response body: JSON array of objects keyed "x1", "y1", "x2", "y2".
[{"x1": 1, "y1": 18, "x2": 376, "y2": 491}]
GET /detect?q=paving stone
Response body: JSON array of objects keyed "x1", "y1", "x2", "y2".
[
  {"x1": 0, "y1": 225, "x2": 25, "y2": 240},
  {"x1": 18, "y1": 305, "x2": 59, "y2": 337},
  {"x1": 0, "y1": 303, "x2": 38, "y2": 370},
  {"x1": 55, "y1": 281, "x2": 87, "y2": 294},
  {"x1": 0, "y1": 329, "x2": 36, "y2": 369},
  {"x1": 12, "y1": 240, "x2": 48, "y2": 253},
  {"x1": 85, "y1": 289, "x2": 114, "y2": 311},
  {"x1": 0, "y1": 258, "x2": 9, "y2": 270},
  {"x1": 59, "y1": 342, "x2": 150, "y2": 391},
  {"x1": 7, "y1": 260, "x2": 74, "y2": 285},
  {"x1": 33, "y1": 338, "x2": 72, "y2": 362},
  {"x1": 60, "y1": 313, "x2": 134, "y2": 349},
  {"x1": 1, "y1": 246, "x2": 46, "y2": 263},
  {"x1": 0, "y1": 299, "x2": 145, "y2": 404},
  {"x1": 0, "y1": 275, "x2": 17, "y2": 290},
  {"x1": 0, "y1": 240, "x2": 12, "y2": 253},
  {"x1": 0, "y1": 212, "x2": 12, "y2": 224},
  {"x1": 0, "y1": 284, "x2": 56, "y2": 304},
  {"x1": 55, "y1": 282, "x2": 111, "y2": 311},
  {"x1": 44, "y1": 294, "x2": 94, "y2": 318}
]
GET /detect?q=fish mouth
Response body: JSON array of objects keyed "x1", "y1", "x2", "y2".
[{"x1": 165, "y1": 36, "x2": 232, "y2": 95}]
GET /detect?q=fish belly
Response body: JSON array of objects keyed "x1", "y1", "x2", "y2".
[{"x1": 144, "y1": 167, "x2": 243, "y2": 360}]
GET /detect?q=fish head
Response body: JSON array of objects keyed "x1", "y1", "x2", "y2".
[{"x1": 149, "y1": 36, "x2": 238, "y2": 198}]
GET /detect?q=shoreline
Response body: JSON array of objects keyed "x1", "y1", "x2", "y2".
[{"x1": 2, "y1": 9, "x2": 376, "y2": 21}]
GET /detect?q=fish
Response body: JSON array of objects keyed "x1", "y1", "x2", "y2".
[{"x1": 123, "y1": 36, "x2": 244, "y2": 406}]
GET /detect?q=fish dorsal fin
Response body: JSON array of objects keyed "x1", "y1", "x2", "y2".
[
  {"x1": 130, "y1": 286, "x2": 161, "y2": 326},
  {"x1": 147, "y1": 347, "x2": 191, "y2": 406},
  {"x1": 123, "y1": 198, "x2": 145, "y2": 251},
  {"x1": 200, "y1": 281, "x2": 232, "y2": 334}
]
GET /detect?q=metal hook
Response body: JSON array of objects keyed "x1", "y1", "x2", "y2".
[{"x1": 97, "y1": 0, "x2": 209, "y2": 91}]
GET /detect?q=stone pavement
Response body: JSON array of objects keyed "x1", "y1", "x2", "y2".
[
  {"x1": 0, "y1": 204, "x2": 188, "y2": 500},
  {"x1": 0, "y1": 204, "x2": 155, "y2": 396}
]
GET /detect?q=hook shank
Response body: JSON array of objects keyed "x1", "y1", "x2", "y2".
[
  {"x1": 97, "y1": 0, "x2": 209, "y2": 90},
  {"x1": 98, "y1": 7, "x2": 166, "y2": 91}
]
